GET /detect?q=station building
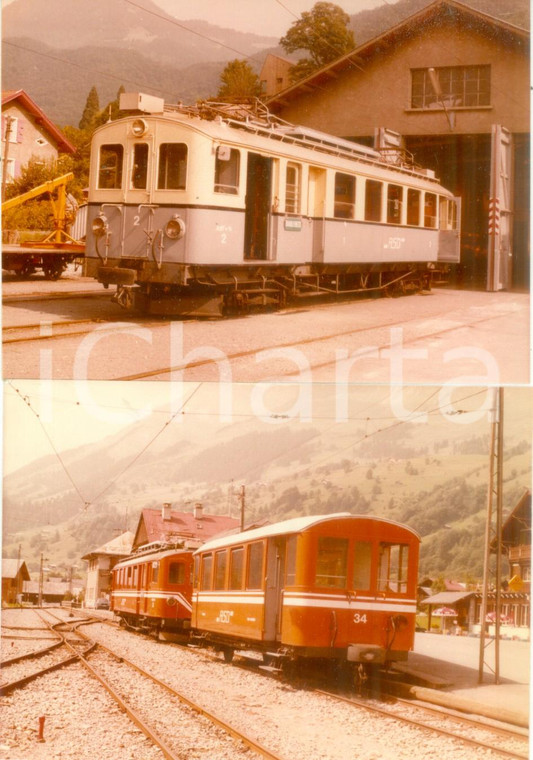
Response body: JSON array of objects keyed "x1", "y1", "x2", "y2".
[{"x1": 267, "y1": 0, "x2": 529, "y2": 292}]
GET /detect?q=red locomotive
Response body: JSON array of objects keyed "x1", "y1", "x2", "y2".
[
  {"x1": 191, "y1": 512, "x2": 420, "y2": 675},
  {"x1": 111, "y1": 543, "x2": 194, "y2": 637}
]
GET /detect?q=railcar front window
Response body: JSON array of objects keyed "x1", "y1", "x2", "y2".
[
  {"x1": 98, "y1": 144, "x2": 123, "y2": 189},
  {"x1": 132, "y1": 143, "x2": 148, "y2": 189},
  {"x1": 424, "y1": 193, "x2": 437, "y2": 228},
  {"x1": 215, "y1": 146, "x2": 240, "y2": 194},
  {"x1": 353, "y1": 541, "x2": 372, "y2": 590},
  {"x1": 169, "y1": 562, "x2": 185, "y2": 585},
  {"x1": 407, "y1": 189, "x2": 421, "y2": 226},
  {"x1": 365, "y1": 180, "x2": 382, "y2": 222},
  {"x1": 378, "y1": 543, "x2": 409, "y2": 594},
  {"x1": 334, "y1": 173, "x2": 355, "y2": 219},
  {"x1": 214, "y1": 550, "x2": 227, "y2": 590},
  {"x1": 246, "y1": 542, "x2": 264, "y2": 589},
  {"x1": 316, "y1": 537, "x2": 348, "y2": 588},
  {"x1": 158, "y1": 143, "x2": 187, "y2": 189},
  {"x1": 229, "y1": 547, "x2": 244, "y2": 590},
  {"x1": 387, "y1": 184, "x2": 403, "y2": 224},
  {"x1": 200, "y1": 554, "x2": 213, "y2": 591}
]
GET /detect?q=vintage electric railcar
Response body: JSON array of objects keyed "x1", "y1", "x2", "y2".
[
  {"x1": 191, "y1": 513, "x2": 420, "y2": 672},
  {"x1": 84, "y1": 93, "x2": 460, "y2": 316},
  {"x1": 111, "y1": 543, "x2": 193, "y2": 636}
]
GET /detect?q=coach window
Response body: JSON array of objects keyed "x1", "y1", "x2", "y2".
[
  {"x1": 424, "y1": 193, "x2": 437, "y2": 228},
  {"x1": 133, "y1": 566, "x2": 139, "y2": 587},
  {"x1": 131, "y1": 143, "x2": 148, "y2": 189},
  {"x1": 353, "y1": 541, "x2": 372, "y2": 590},
  {"x1": 439, "y1": 196, "x2": 457, "y2": 230},
  {"x1": 387, "y1": 184, "x2": 403, "y2": 224},
  {"x1": 365, "y1": 180, "x2": 382, "y2": 222},
  {"x1": 98, "y1": 144, "x2": 123, "y2": 189},
  {"x1": 169, "y1": 562, "x2": 185, "y2": 585},
  {"x1": 286, "y1": 536, "x2": 297, "y2": 585},
  {"x1": 127, "y1": 566, "x2": 132, "y2": 586},
  {"x1": 285, "y1": 162, "x2": 301, "y2": 213},
  {"x1": 334, "y1": 173, "x2": 355, "y2": 219},
  {"x1": 407, "y1": 189, "x2": 421, "y2": 226},
  {"x1": 378, "y1": 543, "x2": 409, "y2": 594},
  {"x1": 151, "y1": 561, "x2": 159, "y2": 585},
  {"x1": 316, "y1": 537, "x2": 348, "y2": 588},
  {"x1": 246, "y1": 542, "x2": 264, "y2": 589},
  {"x1": 214, "y1": 550, "x2": 227, "y2": 590},
  {"x1": 200, "y1": 554, "x2": 213, "y2": 591},
  {"x1": 215, "y1": 146, "x2": 240, "y2": 194},
  {"x1": 229, "y1": 547, "x2": 244, "y2": 590},
  {"x1": 193, "y1": 556, "x2": 200, "y2": 589},
  {"x1": 158, "y1": 143, "x2": 187, "y2": 189}
]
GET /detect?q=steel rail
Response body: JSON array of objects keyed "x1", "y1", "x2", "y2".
[
  {"x1": 71, "y1": 618, "x2": 287, "y2": 760},
  {"x1": 315, "y1": 689, "x2": 528, "y2": 760}
]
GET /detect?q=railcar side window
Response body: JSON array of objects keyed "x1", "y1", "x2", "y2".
[
  {"x1": 151, "y1": 561, "x2": 159, "y2": 584},
  {"x1": 214, "y1": 550, "x2": 227, "y2": 590},
  {"x1": 353, "y1": 541, "x2": 372, "y2": 590},
  {"x1": 316, "y1": 537, "x2": 348, "y2": 588},
  {"x1": 365, "y1": 180, "x2": 382, "y2": 222},
  {"x1": 229, "y1": 547, "x2": 244, "y2": 590},
  {"x1": 215, "y1": 146, "x2": 240, "y2": 194},
  {"x1": 285, "y1": 162, "x2": 301, "y2": 213},
  {"x1": 387, "y1": 184, "x2": 403, "y2": 224},
  {"x1": 246, "y1": 542, "x2": 264, "y2": 589},
  {"x1": 439, "y1": 197, "x2": 457, "y2": 230},
  {"x1": 169, "y1": 562, "x2": 185, "y2": 585},
  {"x1": 193, "y1": 556, "x2": 200, "y2": 588},
  {"x1": 132, "y1": 143, "x2": 148, "y2": 189},
  {"x1": 98, "y1": 144, "x2": 123, "y2": 189},
  {"x1": 378, "y1": 543, "x2": 409, "y2": 594},
  {"x1": 286, "y1": 536, "x2": 297, "y2": 585},
  {"x1": 407, "y1": 189, "x2": 421, "y2": 226},
  {"x1": 158, "y1": 143, "x2": 187, "y2": 189},
  {"x1": 200, "y1": 554, "x2": 213, "y2": 591},
  {"x1": 334, "y1": 173, "x2": 355, "y2": 219},
  {"x1": 424, "y1": 193, "x2": 437, "y2": 228}
]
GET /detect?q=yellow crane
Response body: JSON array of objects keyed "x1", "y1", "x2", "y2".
[{"x1": 2, "y1": 172, "x2": 85, "y2": 251}]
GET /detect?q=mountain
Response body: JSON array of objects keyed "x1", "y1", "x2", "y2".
[
  {"x1": 2, "y1": 0, "x2": 528, "y2": 127},
  {"x1": 3, "y1": 387, "x2": 531, "y2": 580}
]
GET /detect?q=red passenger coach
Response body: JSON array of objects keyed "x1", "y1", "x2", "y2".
[
  {"x1": 112, "y1": 544, "x2": 193, "y2": 636},
  {"x1": 191, "y1": 513, "x2": 420, "y2": 673}
]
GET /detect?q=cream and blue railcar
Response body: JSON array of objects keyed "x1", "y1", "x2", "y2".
[{"x1": 84, "y1": 94, "x2": 460, "y2": 316}]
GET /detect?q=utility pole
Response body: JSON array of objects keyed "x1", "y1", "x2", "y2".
[
  {"x1": 38, "y1": 553, "x2": 44, "y2": 608},
  {"x1": 2, "y1": 115, "x2": 15, "y2": 202},
  {"x1": 239, "y1": 484, "x2": 245, "y2": 531},
  {"x1": 478, "y1": 387, "x2": 504, "y2": 683}
]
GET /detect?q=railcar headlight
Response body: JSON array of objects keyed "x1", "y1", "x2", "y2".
[
  {"x1": 92, "y1": 214, "x2": 108, "y2": 238},
  {"x1": 131, "y1": 118, "x2": 148, "y2": 137},
  {"x1": 164, "y1": 215, "x2": 186, "y2": 240}
]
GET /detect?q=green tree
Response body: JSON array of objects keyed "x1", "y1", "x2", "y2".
[
  {"x1": 216, "y1": 59, "x2": 262, "y2": 101},
  {"x1": 280, "y1": 2, "x2": 355, "y2": 82},
  {"x1": 79, "y1": 85, "x2": 100, "y2": 130}
]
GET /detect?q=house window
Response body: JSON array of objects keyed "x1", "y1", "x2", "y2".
[{"x1": 411, "y1": 66, "x2": 491, "y2": 109}]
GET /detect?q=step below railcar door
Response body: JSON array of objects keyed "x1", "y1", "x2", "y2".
[{"x1": 244, "y1": 153, "x2": 272, "y2": 260}]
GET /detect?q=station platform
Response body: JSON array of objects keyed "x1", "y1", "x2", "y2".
[{"x1": 394, "y1": 632, "x2": 530, "y2": 728}]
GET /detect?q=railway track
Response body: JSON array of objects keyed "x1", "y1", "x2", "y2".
[{"x1": 3, "y1": 609, "x2": 286, "y2": 760}]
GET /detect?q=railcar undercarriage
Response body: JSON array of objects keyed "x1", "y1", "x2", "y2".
[{"x1": 97, "y1": 261, "x2": 444, "y2": 317}]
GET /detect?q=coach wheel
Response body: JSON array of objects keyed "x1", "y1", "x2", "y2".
[
  {"x1": 222, "y1": 647, "x2": 234, "y2": 663},
  {"x1": 43, "y1": 261, "x2": 64, "y2": 280},
  {"x1": 17, "y1": 263, "x2": 36, "y2": 279}
]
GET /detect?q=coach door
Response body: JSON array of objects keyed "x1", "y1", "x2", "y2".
[
  {"x1": 309, "y1": 167, "x2": 327, "y2": 263},
  {"x1": 244, "y1": 153, "x2": 272, "y2": 260},
  {"x1": 264, "y1": 537, "x2": 286, "y2": 641}
]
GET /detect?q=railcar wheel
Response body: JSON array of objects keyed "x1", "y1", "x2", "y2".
[
  {"x1": 16, "y1": 263, "x2": 36, "y2": 279},
  {"x1": 42, "y1": 261, "x2": 64, "y2": 280}
]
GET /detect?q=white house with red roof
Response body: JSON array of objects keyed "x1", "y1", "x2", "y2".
[
  {"x1": 132, "y1": 503, "x2": 240, "y2": 552},
  {"x1": 2, "y1": 89, "x2": 76, "y2": 183}
]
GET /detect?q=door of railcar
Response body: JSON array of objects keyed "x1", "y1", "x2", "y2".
[
  {"x1": 438, "y1": 196, "x2": 461, "y2": 263},
  {"x1": 244, "y1": 153, "x2": 272, "y2": 260},
  {"x1": 264, "y1": 537, "x2": 286, "y2": 641},
  {"x1": 309, "y1": 167, "x2": 327, "y2": 263}
]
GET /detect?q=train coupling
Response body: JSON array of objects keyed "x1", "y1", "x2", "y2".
[{"x1": 347, "y1": 644, "x2": 386, "y2": 664}]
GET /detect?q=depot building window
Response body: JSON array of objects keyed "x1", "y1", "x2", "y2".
[{"x1": 411, "y1": 65, "x2": 491, "y2": 110}]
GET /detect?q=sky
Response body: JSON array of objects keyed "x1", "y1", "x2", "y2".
[{"x1": 153, "y1": 0, "x2": 390, "y2": 37}]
